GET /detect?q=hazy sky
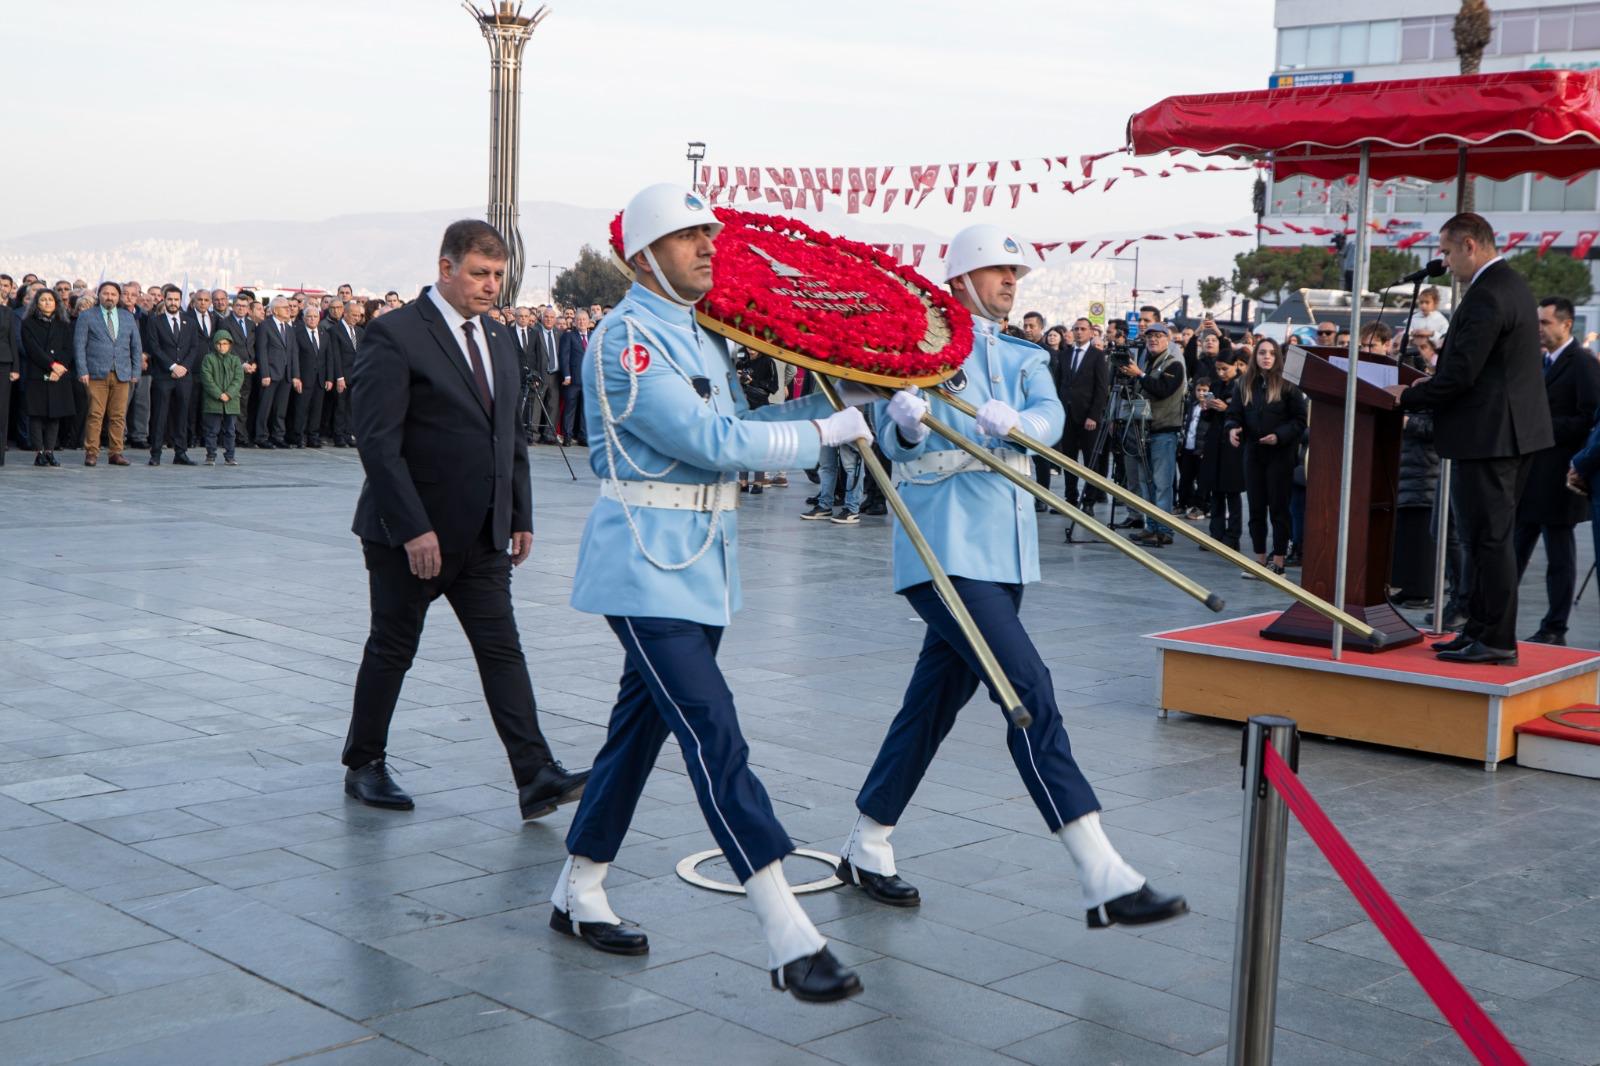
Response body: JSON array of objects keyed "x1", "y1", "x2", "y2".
[{"x1": 3, "y1": 0, "x2": 1275, "y2": 242}]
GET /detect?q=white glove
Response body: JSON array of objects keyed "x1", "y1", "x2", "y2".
[
  {"x1": 886, "y1": 388, "x2": 930, "y2": 443},
  {"x1": 975, "y1": 399, "x2": 1020, "y2": 438},
  {"x1": 833, "y1": 381, "x2": 878, "y2": 407},
  {"x1": 816, "y1": 407, "x2": 873, "y2": 448}
]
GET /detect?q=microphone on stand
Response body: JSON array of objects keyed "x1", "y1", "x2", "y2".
[{"x1": 1398, "y1": 259, "x2": 1447, "y2": 286}]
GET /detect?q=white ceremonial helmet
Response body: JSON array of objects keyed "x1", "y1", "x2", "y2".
[
  {"x1": 942, "y1": 223, "x2": 1033, "y2": 284},
  {"x1": 621, "y1": 183, "x2": 723, "y2": 259},
  {"x1": 943, "y1": 223, "x2": 1032, "y2": 321},
  {"x1": 621, "y1": 183, "x2": 724, "y2": 305}
]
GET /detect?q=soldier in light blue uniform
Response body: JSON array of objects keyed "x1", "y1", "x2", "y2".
[
  {"x1": 550, "y1": 183, "x2": 870, "y2": 1003},
  {"x1": 835, "y1": 224, "x2": 1188, "y2": 931}
]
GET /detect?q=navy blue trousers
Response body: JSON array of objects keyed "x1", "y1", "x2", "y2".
[
  {"x1": 858, "y1": 578, "x2": 1098, "y2": 833},
  {"x1": 565, "y1": 616, "x2": 792, "y2": 883}
]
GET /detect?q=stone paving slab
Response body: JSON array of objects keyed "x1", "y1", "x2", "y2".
[{"x1": 2, "y1": 447, "x2": 1599, "y2": 1063}]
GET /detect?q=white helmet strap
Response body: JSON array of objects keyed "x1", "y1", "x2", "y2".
[
  {"x1": 641, "y1": 246, "x2": 697, "y2": 307},
  {"x1": 959, "y1": 273, "x2": 1002, "y2": 322}
]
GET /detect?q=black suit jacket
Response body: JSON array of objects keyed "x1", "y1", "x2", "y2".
[
  {"x1": 254, "y1": 317, "x2": 299, "y2": 381},
  {"x1": 1518, "y1": 342, "x2": 1600, "y2": 526},
  {"x1": 350, "y1": 287, "x2": 531, "y2": 554},
  {"x1": 557, "y1": 328, "x2": 589, "y2": 384},
  {"x1": 187, "y1": 308, "x2": 221, "y2": 349},
  {"x1": 0, "y1": 305, "x2": 15, "y2": 372},
  {"x1": 1399, "y1": 259, "x2": 1553, "y2": 459},
  {"x1": 295, "y1": 322, "x2": 331, "y2": 386},
  {"x1": 144, "y1": 311, "x2": 201, "y2": 377},
  {"x1": 1053, "y1": 344, "x2": 1110, "y2": 429}
]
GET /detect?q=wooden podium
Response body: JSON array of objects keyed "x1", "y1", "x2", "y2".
[{"x1": 1261, "y1": 345, "x2": 1425, "y2": 653}]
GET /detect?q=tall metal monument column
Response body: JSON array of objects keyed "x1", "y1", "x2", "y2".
[{"x1": 462, "y1": 1, "x2": 550, "y2": 306}]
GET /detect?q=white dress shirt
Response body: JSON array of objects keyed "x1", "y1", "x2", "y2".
[{"x1": 426, "y1": 286, "x2": 493, "y2": 399}]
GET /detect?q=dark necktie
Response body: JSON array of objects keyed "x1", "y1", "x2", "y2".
[
  {"x1": 545, "y1": 329, "x2": 557, "y2": 372},
  {"x1": 461, "y1": 321, "x2": 492, "y2": 412},
  {"x1": 1072, "y1": 347, "x2": 1083, "y2": 374}
]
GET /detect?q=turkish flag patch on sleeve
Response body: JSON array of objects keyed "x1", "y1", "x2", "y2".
[{"x1": 621, "y1": 344, "x2": 652, "y2": 373}]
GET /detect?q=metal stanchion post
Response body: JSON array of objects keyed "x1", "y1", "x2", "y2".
[{"x1": 1228, "y1": 715, "x2": 1298, "y2": 1066}]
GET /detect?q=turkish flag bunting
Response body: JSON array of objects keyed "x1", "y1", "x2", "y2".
[
  {"x1": 915, "y1": 189, "x2": 933, "y2": 208},
  {"x1": 812, "y1": 189, "x2": 824, "y2": 210},
  {"x1": 848, "y1": 168, "x2": 863, "y2": 191},
  {"x1": 864, "y1": 188, "x2": 877, "y2": 207},
  {"x1": 1114, "y1": 238, "x2": 1139, "y2": 256},
  {"x1": 1538, "y1": 231, "x2": 1562, "y2": 256},
  {"x1": 1159, "y1": 170, "x2": 1171, "y2": 178},
  {"x1": 1282, "y1": 222, "x2": 1306, "y2": 234},
  {"x1": 734, "y1": 167, "x2": 746, "y2": 187},
  {"x1": 1010, "y1": 159, "x2": 1022, "y2": 171},
  {"x1": 965, "y1": 162, "x2": 979, "y2": 179},
  {"x1": 1142, "y1": 234, "x2": 1167, "y2": 241},
  {"x1": 1174, "y1": 233, "x2": 1192, "y2": 240},
  {"x1": 908, "y1": 165, "x2": 926, "y2": 188},
  {"x1": 979, "y1": 186, "x2": 994, "y2": 206},
  {"x1": 780, "y1": 188, "x2": 793, "y2": 210},
  {"x1": 963, "y1": 187, "x2": 978, "y2": 212},
  {"x1": 882, "y1": 166, "x2": 895, "y2": 186},
  {"x1": 1173, "y1": 163, "x2": 1200, "y2": 173},
  {"x1": 765, "y1": 188, "x2": 779, "y2": 203},
  {"x1": 1192, "y1": 230, "x2": 1222, "y2": 238},
  {"x1": 781, "y1": 167, "x2": 795, "y2": 186},
  {"x1": 1308, "y1": 226, "x2": 1333, "y2": 236},
  {"x1": 800, "y1": 170, "x2": 815, "y2": 190},
  {"x1": 912, "y1": 244, "x2": 926, "y2": 266},
  {"x1": 948, "y1": 163, "x2": 960, "y2": 185},
  {"x1": 884, "y1": 188, "x2": 901, "y2": 212},
  {"x1": 1027, "y1": 182, "x2": 1038, "y2": 193},
  {"x1": 938, "y1": 243, "x2": 949, "y2": 258},
  {"x1": 1226, "y1": 229, "x2": 1252, "y2": 237},
  {"x1": 1009, "y1": 185, "x2": 1022, "y2": 208},
  {"x1": 1250, "y1": 226, "x2": 1276, "y2": 236},
  {"x1": 717, "y1": 167, "x2": 728, "y2": 186},
  {"x1": 986, "y1": 161, "x2": 999, "y2": 180},
  {"x1": 1079, "y1": 150, "x2": 1117, "y2": 177},
  {"x1": 1091, "y1": 239, "x2": 1114, "y2": 257},
  {"x1": 766, "y1": 167, "x2": 783, "y2": 186},
  {"x1": 831, "y1": 168, "x2": 843, "y2": 191},
  {"x1": 1572, "y1": 231, "x2": 1598, "y2": 258},
  {"x1": 1067, "y1": 240, "x2": 1087, "y2": 254},
  {"x1": 1123, "y1": 166, "x2": 1148, "y2": 178},
  {"x1": 1032, "y1": 241, "x2": 1062, "y2": 257},
  {"x1": 1042, "y1": 157, "x2": 1053, "y2": 171},
  {"x1": 944, "y1": 187, "x2": 956, "y2": 205},
  {"x1": 1502, "y1": 231, "x2": 1530, "y2": 252},
  {"x1": 1103, "y1": 177, "x2": 1118, "y2": 192},
  {"x1": 1396, "y1": 231, "x2": 1429, "y2": 249},
  {"x1": 708, "y1": 187, "x2": 720, "y2": 204},
  {"x1": 847, "y1": 190, "x2": 860, "y2": 214},
  {"x1": 891, "y1": 244, "x2": 903, "y2": 261}
]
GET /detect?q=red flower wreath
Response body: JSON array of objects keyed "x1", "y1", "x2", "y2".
[{"x1": 609, "y1": 208, "x2": 971, "y2": 378}]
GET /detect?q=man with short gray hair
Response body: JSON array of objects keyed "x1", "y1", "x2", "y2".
[{"x1": 252, "y1": 296, "x2": 300, "y2": 447}]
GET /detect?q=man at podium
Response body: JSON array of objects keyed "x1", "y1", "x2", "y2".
[{"x1": 1388, "y1": 213, "x2": 1553, "y2": 665}]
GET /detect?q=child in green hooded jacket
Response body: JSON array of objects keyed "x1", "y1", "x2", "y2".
[{"x1": 200, "y1": 328, "x2": 245, "y2": 465}]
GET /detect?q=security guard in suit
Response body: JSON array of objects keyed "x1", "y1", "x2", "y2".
[
  {"x1": 836, "y1": 224, "x2": 1188, "y2": 930},
  {"x1": 552, "y1": 183, "x2": 872, "y2": 1003}
]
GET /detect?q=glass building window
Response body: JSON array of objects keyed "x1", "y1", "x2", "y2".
[
  {"x1": 1472, "y1": 176, "x2": 1527, "y2": 212},
  {"x1": 1369, "y1": 20, "x2": 1401, "y2": 63},
  {"x1": 1339, "y1": 22, "x2": 1368, "y2": 65},
  {"x1": 1433, "y1": 19, "x2": 1455, "y2": 58},
  {"x1": 1531, "y1": 172, "x2": 1599, "y2": 212},
  {"x1": 1401, "y1": 19, "x2": 1433, "y2": 60},
  {"x1": 1501, "y1": 13, "x2": 1538, "y2": 53},
  {"x1": 1539, "y1": 8, "x2": 1573, "y2": 51},
  {"x1": 1306, "y1": 24, "x2": 1338, "y2": 67},
  {"x1": 1575, "y1": 6, "x2": 1600, "y2": 48},
  {"x1": 1279, "y1": 26, "x2": 1308, "y2": 68}
]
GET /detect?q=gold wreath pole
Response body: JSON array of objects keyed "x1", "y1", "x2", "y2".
[
  {"x1": 925, "y1": 386, "x2": 1381, "y2": 645},
  {"x1": 877, "y1": 393, "x2": 1223, "y2": 612},
  {"x1": 815, "y1": 375, "x2": 1032, "y2": 730}
]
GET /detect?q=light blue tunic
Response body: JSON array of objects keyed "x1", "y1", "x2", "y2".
[
  {"x1": 875, "y1": 318, "x2": 1065, "y2": 592},
  {"x1": 569, "y1": 282, "x2": 834, "y2": 626}
]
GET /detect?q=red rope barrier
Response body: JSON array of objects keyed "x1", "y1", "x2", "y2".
[{"x1": 1261, "y1": 745, "x2": 1526, "y2": 1066}]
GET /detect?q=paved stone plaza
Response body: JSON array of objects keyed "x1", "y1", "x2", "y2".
[{"x1": 1, "y1": 446, "x2": 1598, "y2": 1065}]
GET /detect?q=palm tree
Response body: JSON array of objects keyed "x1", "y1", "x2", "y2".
[{"x1": 1454, "y1": 0, "x2": 1494, "y2": 212}]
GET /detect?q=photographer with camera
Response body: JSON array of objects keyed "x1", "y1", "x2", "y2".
[{"x1": 1118, "y1": 320, "x2": 1186, "y2": 547}]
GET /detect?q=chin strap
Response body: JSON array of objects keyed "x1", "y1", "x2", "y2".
[
  {"x1": 641, "y1": 248, "x2": 698, "y2": 306},
  {"x1": 958, "y1": 274, "x2": 1002, "y2": 322}
]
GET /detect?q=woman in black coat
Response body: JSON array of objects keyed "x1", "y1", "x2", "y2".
[
  {"x1": 19, "y1": 290, "x2": 76, "y2": 467},
  {"x1": 1226, "y1": 338, "x2": 1307, "y2": 574},
  {"x1": 1199, "y1": 352, "x2": 1247, "y2": 550}
]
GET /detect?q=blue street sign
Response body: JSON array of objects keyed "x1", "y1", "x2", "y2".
[
  {"x1": 1125, "y1": 311, "x2": 1140, "y2": 340},
  {"x1": 1269, "y1": 70, "x2": 1354, "y2": 89}
]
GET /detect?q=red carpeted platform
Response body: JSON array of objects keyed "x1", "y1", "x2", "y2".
[
  {"x1": 1515, "y1": 705, "x2": 1600, "y2": 778},
  {"x1": 1146, "y1": 613, "x2": 1600, "y2": 769}
]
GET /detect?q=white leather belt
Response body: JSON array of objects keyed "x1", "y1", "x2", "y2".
[
  {"x1": 897, "y1": 446, "x2": 1034, "y2": 482},
  {"x1": 601, "y1": 480, "x2": 739, "y2": 512}
]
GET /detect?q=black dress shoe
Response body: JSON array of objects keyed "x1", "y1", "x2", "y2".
[
  {"x1": 1436, "y1": 640, "x2": 1518, "y2": 666},
  {"x1": 147, "y1": 456, "x2": 161, "y2": 466},
  {"x1": 343, "y1": 758, "x2": 414, "y2": 810},
  {"x1": 549, "y1": 906, "x2": 649, "y2": 955},
  {"x1": 519, "y1": 761, "x2": 590, "y2": 820},
  {"x1": 836, "y1": 859, "x2": 920, "y2": 907},
  {"x1": 1432, "y1": 633, "x2": 1474, "y2": 653},
  {"x1": 1087, "y1": 883, "x2": 1189, "y2": 928},
  {"x1": 1527, "y1": 629, "x2": 1568, "y2": 646},
  {"x1": 172, "y1": 454, "x2": 196, "y2": 466},
  {"x1": 772, "y1": 946, "x2": 861, "y2": 1003}
]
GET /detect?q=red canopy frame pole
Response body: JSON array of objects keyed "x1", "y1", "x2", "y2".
[
  {"x1": 1331, "y1": 144, "x2": 1372, "y2": 660},
  {"x1": 1431, "y1": 148, "x2": 1470, "y2": 634}
]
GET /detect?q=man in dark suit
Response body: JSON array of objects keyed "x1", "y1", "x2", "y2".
[
  {"x1": 145, "y1": 285, "x2": 202, "y2": 465},
  {"x1": 1512, "y1": 296, "x2": 1600, "y2": 645},
  {"x1": 1393, "y1": 213, "x2": 1554, "y2": 664},
  {"x1": 223, "y1": 293, "x2": 257, "y2": 445},
  {"x1": 346, "y1": 219, "x2": 587, "y2": 818},
  {"x1": 557, "y1": 310, "x2": 591, "y2": 445},
  {"x1": 527, "y1": 306, "x2": 563, "y2": 444},
  {"x1": 252, "y1": 297, "x2": 300, "y2": 448},
  {"x1": 1050, "y1": 317, "x2": 1110, "y2": 511},
  {"x1": 0, "y1": 301, "x2": 15, "y2": 464},
  {"x1": 186, "y1": 290, "x2": 222, "y2": 448},
  {"x1": 290, "y1": 305, "x2": 331, "y2": 447},
  {"x1": 324, "y1": 298, "x2": 359, "y2": 446}
]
